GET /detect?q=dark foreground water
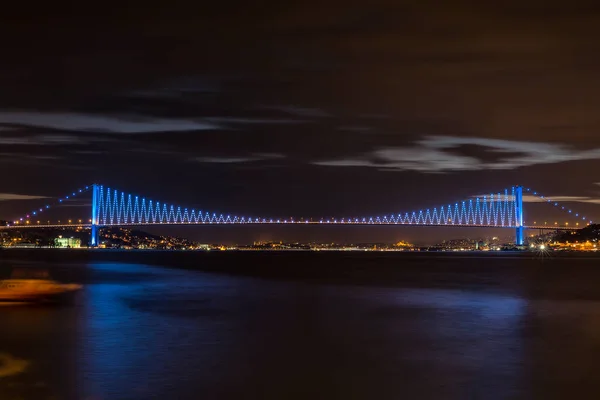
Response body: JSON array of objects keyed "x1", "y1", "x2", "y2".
[{"x1": 2, "y1": 250, "x2": 600, "y2": 399}]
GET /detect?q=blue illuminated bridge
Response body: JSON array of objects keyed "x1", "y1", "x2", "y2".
[{"x1": 1, "y1": 184, "x2": 594, "y2": 246}]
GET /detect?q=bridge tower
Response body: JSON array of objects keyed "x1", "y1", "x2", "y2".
[
  {"x1": 515, "y1": 185, "x2": 524, "y2": 246},
  {"x1": 90, "y1": 183, "x2": 100, "y2": 247}
]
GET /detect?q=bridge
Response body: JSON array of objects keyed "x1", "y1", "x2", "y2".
[{"x1": 1, "y1": 184, "x2": 593, "y2": 246}]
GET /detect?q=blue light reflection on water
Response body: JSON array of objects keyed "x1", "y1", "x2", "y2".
[
  {"x1": 77, "y1": 262, "x2": 246, "y2": 399},
  {"x1": 74, "y1": 262, "x2": 528, "y2": 400}
]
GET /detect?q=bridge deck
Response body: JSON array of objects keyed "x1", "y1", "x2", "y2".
[{"x1": 0, "y1": 223, "x2": 580, "y2": 230}]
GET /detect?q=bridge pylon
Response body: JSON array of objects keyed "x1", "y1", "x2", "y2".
[
  {"x1": 90, "y1": 183, "x2": 100, "y2": 247},
  {"x1": 515, "y1": 185, "x2": 524, "y2": 246}
]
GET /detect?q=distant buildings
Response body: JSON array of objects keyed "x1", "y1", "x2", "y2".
[
  {"x1": 546, "y1": 240, "x2": 598, "y2": 251},
  {"x1": 55, "y1": 236, "x2": 81, "y2": 248},
  {"x1": 241, "y1": 241, "x2": 416, "y2": 251},
  {"x1": 1, "y1": 224, "x2": 598, "y2": 252}
]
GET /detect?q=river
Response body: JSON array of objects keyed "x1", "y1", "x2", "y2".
[{"x1": 1, "y1": 250, "x2": 600, "y2": 399}]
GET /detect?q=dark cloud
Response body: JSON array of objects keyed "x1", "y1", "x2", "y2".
[
  {"x1": 0, "y1": 111, "x2": 220, "y2": 133},
  {"x1": 0, "y1": 193, "x2": 50, "y2": 201},
  {"x1": 192, "y1": 153, "x2": 286, "y2": 164},
  {"x1": 313, "y1": 136, "x2": 600, "y2": 172}
]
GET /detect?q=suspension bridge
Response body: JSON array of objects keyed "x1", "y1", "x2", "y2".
[{"x1": 0, "y1": 184, "x2": 593, "y2": 246}]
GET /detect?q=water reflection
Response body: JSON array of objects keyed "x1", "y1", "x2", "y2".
[
  {"x1": 4, "y1": 258, "x2": 600, "y2": 399},
  {"x1": 78, "y1": 262, "x2": 261, "y2": 399},
  {"x1": 74, "y1": 263, "x2": 530, "y2": 399}
]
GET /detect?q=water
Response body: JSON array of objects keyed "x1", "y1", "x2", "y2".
[{"x1": 1, "y1": 250, "x2": 600, "y2": 399}]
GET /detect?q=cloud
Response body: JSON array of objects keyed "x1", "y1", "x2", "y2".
[
  {"x1": 421, "y1": 136, "x2": 600, "y2": 169},
  {"x1": 0, "y1": 134, "x2": 86, "y2": 146},
  {"x1": 314, "y1": 146, "x2": 480, "y2": 173},
  {"x1": 192, "y1": 153, "x2": 285, "y2": 163},
  {"x1": 204, "y1": 117, "x2": 307, "y2": 125},
  {"x1": 316, "y1": 159, "x2": 374, "y2": 167},
  {"x1": 472, "y1": 194, "x2": 600, "y2": 205},
  {"x1": 0, "y1": 110, "x2": 304, "y2": 137},
  {"x1": 0, "y1": 137, "x2": 38, "y2": 145},
  {"x1": 0, "y1": 193, "x2": 49, "y2": 201},
  {"x1": 0, "y1": 152, "x2": 63, "y2": 168},
  {"x1": 523, "y1": 196, "x2": 600, "y2": 204},
  {"x1": 194, "y1": 156, "x2": 262, "y2": 163},
  {"x1": 313, "y1": 136, "x2": 600, "y2": 173},
  {"x1": 0, "y1": 111, "x2": 220, "y2": 133}
]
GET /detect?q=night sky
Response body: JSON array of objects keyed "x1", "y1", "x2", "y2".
[{"x1": 1, "y1": 1, "x2": 599, "y2": 244}]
